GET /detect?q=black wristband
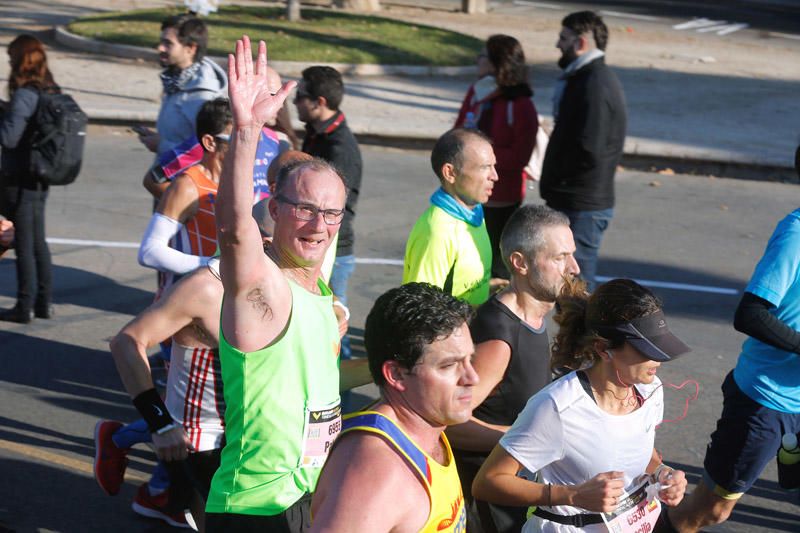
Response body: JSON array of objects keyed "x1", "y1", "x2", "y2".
[{"x1": 133, "y1": 388, "x2": 174, "y2": 433}]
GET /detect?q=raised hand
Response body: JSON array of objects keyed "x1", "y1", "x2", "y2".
[{"x1": 227, "y1": 36, "x2": 296, "y2": 131}]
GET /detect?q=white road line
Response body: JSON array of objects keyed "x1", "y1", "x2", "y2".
[
  {"x1": 46, "y1": 236, "x2": 739, "y2": 295},
  {"x1": 596, "y1": 276, "x2": 739, "y2": 296},
  {"x1": 512, "y1": 1, "x2": 561, "y2": 10},
  {"x1": 768, "y1": 31, "x2": 800, "y2": 41},
  {"x1": 673, "y1": 18, "x2": 725, "y2": 30},
  {"x1": 696, "y1": 23, "x2": 748, "y2": 35},
  {"x1": 47, "y1": 237, "x2": 139, "y2": 248},
  {"x1": 355, "y1": 257, "x2": 404, "y2": 266},
  {"x1": 599, "y1": 10, "x2": 659, "y2": 22},
  {"x1": 713, "y1": 23, "x2": 749, "y2": 36}
]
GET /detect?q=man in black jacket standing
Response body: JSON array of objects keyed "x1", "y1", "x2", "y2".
[
  {"x1": 540, "y1": 11, "x2": 626, "y2": 290},
  {"x1": 296, "y1": 66, "x2": 363, "y2": 359}
]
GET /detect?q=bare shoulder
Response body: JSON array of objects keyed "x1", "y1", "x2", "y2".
[
  {"x1": 158, "y1": 173, "x2": 200, "y2": 219},
  {"x1": 312, "y1": 432, "x2": 429, "y2": 532}
]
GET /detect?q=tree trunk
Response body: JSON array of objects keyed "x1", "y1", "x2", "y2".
[
  {"x1": 461, "y1": 0, "x2": 486, "y2": 14},
  {"x1": 334, "y1": 0, "x2": 381, "y2": 11},
  {"x1": 287, "y1": 0, "x2": 301, "y2": 21}
]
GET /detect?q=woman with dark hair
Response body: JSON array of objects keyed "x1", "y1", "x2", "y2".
[
  {"x1": 455, "y1": 34, "x2": 538, "y2": 279},
  {"x1": 0, "y1": 34, "x2": 58, "y2": 323},
  {"x1": 473, "y1": 279, "x2": 689, "y2": 532}
]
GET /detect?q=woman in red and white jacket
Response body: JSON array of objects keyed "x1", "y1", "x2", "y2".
[{"x1": 455, "y1": 34, "x2": 538, "y2": 279}]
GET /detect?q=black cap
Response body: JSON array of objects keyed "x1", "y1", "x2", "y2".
[{"x1": 592, "y1": 311, "x2": 690, "y2": 362}]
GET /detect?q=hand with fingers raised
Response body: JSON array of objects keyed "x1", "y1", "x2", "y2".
[{"x1": 227, "y1": 36, "x2": 296, "y2": 132}]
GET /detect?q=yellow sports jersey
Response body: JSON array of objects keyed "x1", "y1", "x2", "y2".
[
  {"x1": 403, "y1": 205, "x2": 491, "y2": 307},
  {"x1": 341, "y1": 411, "x2": 467, "y2": 532}
]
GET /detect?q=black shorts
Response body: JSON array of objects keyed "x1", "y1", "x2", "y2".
[
  {"x1": 185, "y1": 448, "x2": 221, "y2": 500},
  {"x1": 703, "y1": 371, "x2": 800, "y2": 498},
  {"x1": 162, "y1": 449, "x2": 221, "y2": 511},
  {"x1": 205, "y1": 493, "x2": 312, "y2": 533}
]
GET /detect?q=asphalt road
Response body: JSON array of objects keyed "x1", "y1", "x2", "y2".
[{"x1": 0, "y1": 127, "x2": 798, "y2": 531}]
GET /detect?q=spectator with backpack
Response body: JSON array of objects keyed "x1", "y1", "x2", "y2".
[{"x1": 0, "y1": 35, "x2": 63, "y2": 323}]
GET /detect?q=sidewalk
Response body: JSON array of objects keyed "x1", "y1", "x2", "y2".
[{"x1": 1, "y1": 0, "x2": 797, "y2": 177}]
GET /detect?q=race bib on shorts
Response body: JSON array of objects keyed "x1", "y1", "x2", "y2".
[
  {"x1": 299, "y1": 399, "x2": 342, "y2": 468},
  {"x1": 601, "y1": 475, "x2": 661, "y2": 533}
]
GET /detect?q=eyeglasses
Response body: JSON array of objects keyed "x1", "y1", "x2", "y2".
[
  {"x1": 275, "y1": 195, "x2": 344, "y2": 225},
  {"x1": 214, "y1": 133, "x2": 231, "y2": 143},
  {"x1": 294, "y1": 90, "x2": 312, "y2": 100}
]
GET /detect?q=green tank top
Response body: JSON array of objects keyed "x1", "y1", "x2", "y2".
[{"x1": 206, "y1": 278, "x2": 342, "y2": 516}]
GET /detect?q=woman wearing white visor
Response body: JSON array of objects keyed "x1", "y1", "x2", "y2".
[{"x1": 473, "y1": 278, "x2": 689, "y2": 532}]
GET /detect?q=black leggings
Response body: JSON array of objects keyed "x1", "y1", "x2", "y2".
[{"x1": 1, "y1": 185, "x2": 51, "y2": 311}]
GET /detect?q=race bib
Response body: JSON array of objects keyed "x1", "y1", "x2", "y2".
[
  {"x1": 299, "y1": 399, "x2": 342, "y2": 468},
  {"x1": 601, "y1": 475, "x2": 661, "y2": 533}
]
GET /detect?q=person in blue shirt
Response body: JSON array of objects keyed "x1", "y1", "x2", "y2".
[{"x1": 669, "y1": 207, "x2": 800, "y2": 531}]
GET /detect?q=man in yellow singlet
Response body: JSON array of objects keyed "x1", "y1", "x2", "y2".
[{"x1": 311, "y1": 283, "x2": 478, "y2": 533}]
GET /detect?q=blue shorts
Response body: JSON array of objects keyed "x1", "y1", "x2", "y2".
[{"x1": 703, "y1": 371, "x2": 800, "y2": 499}]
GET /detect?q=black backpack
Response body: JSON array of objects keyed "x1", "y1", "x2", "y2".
[{"x1": 28, "y1": 90, "x2": 88, "y2": 186}]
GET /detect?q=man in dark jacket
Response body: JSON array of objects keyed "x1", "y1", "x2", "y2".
[
  {"x1": 540, "y1": 11, "x2": 626, "y2": 290},
  {"x1": 296, "y1": 66, "x2": 363, "y2": 359}
]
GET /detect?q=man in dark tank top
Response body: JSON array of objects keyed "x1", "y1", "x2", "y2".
[{"x1": 446, "y1": 205, "x2": 580, "y2": 533}]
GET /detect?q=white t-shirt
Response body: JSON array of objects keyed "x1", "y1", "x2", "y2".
[{"x1": 500, "y1": 371, "x2": 664, "y2": 533}]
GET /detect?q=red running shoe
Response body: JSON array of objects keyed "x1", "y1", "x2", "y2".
[
  {"x1": 93, "y1": 420, "x2": 128, "y2": 496},
  {"x1": 132, "y1": 483, "x2": 195, "y2": 529}
]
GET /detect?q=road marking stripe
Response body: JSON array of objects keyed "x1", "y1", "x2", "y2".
[
  {"x1": 48, "y1": 237, "x2": 139, "y2": 248},
  {"x1": 355, "y1": 257, "x2": 404, "y2": 266},
  {"x1": 769, "y1": 31, "x2": 800, "y2": 41},
  {"x1": 44, "y1": 237, "x2": 739, "y2": 295},
  {"x1": 713, "y1": 23, "x2": 749, "y2": 36},
  {"x1": 673, "y1": 18, "x2": 725, "y2": 30},
  {"x1": 596, "y1": 276, "x2": 739, "y2": 295},
  {"x1": 0, "y1": 437, "x2": 149, "y2": 483},
  {"x1": 599, "y1": 10, "x2": 659, "y2": 22}
]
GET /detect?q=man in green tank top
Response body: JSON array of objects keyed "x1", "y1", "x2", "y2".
[{"x1": 204, "y1": 37, "x2": 368, "y2": 532}]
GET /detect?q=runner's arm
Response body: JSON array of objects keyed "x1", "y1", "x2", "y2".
[
  {"x1": 0, "y1": 218, "x2": 14, "y2": 257},
  {"x1": 647, "y1": 449, "x2": 688, "y2": 507},
  {"x1": 138, "y1": 175, "x2": 210, "y2": 274},
  {"x1": 734, "y1": 291, "x2": 800, "y2": 353},
  {"x1": 216, "y1": 37, "x2": 296, "y2": 352},
  {"x1": 109, "y1": 270, "x2": 209, "y2": 398},
  {"x1": 473, "y1": 445, "x2": 625, "y2": 513},
  {"x1": 310, "y1": 433, "x2": 429, "y2": 532},
  {"x1": 445, "y1": 417, "x2": 508, "y2": 452},
  {"x1": 142, "y1": 169, "x2": 171, "y2": 199}
]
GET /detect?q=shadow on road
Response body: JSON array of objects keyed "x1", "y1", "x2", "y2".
[
  {"x1": 0, "y1": 458, "x2": 175, "y2": 532},
  {"x1": 0, "y1": 331, "x2": 127, "y2": 400},
  {"x1": 598, "y1": 257, "x2": 743, "y2": 322},
  {"x1": 0, "y1": 260, "x2": 154, "y2": 316}
]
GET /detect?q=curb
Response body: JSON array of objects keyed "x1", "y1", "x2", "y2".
[
  {"x1": 86, "y1": 106, "x2": 795, "y2": 181},
  {"x1": 54, "y1": 26, "x2": 475, "y2": 78}
]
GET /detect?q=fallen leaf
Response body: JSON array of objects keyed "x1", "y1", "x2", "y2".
[
  {"x1": 649, "y1": 180, "x2": 662, "y2": 187},
  {"x1": 658, "y1": 168, "x2": 675, "y2": 175},
  {"x1": 720, "y1": 204, "x2": 729, "y2": 211}
]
